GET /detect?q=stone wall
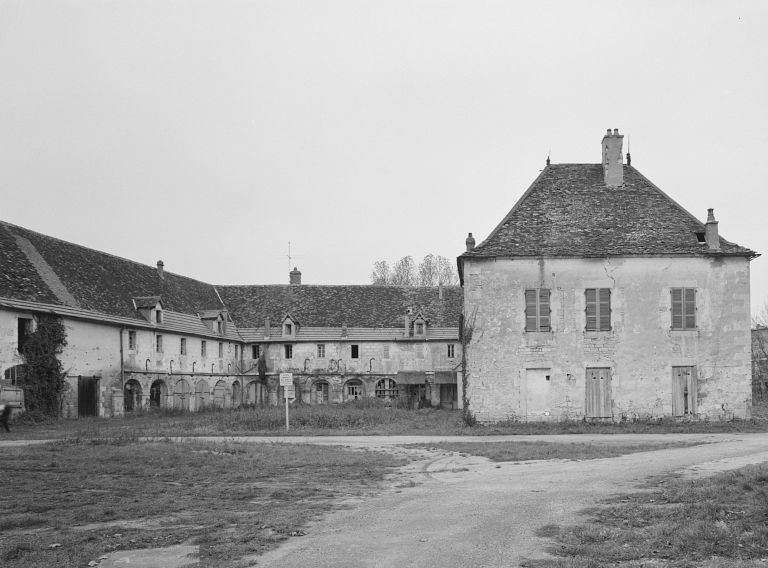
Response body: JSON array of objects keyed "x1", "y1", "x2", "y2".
[{"x1": 463, "y1": 256, "x2": 752, "y2": 422}]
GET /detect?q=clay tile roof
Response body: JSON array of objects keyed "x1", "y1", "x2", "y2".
[
  {"x1": 461, "y1": 164, "x2": 757, "y2": 260},
  {"x1": 215, "y1": 285, "x2": 463, "y2": 329},
  {"x1": 0, "y1": 221, "x2": 224, "y2": 320}
]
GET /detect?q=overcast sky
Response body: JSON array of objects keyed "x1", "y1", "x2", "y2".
[{"x1": 1, "y1": 1, "x2": 767, "y2": 311}]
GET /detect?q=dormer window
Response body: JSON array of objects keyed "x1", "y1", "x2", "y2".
[
  {"x1": 284, "y1": 323, "x2": 292, "y2": 335},
  {"x1": 155, "y1": 309, "x2": 163, "y2": 324},
  {"x1": 412, "y1": 313, "x2": 427, "y2": 337},
  {"x1": 282, "y1": 314, "x2": 298, "y2": 338},
  {"x1": 217, "y1": 320, "x2": 224, "y2": 334},
  {"x1": 415, "y1": 322, "x2": 424, "y2": 335}
]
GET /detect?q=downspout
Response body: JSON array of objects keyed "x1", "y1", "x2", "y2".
[{"x1": 119, "y1": 327, "x2": 125, "y2": 389}]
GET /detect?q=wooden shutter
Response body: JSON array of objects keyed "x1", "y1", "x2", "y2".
[
  {"x1": 599, "y1": 288, "x2": 611, "y2": 331},
  {"x1": 539, "y1": 289, "x2": 551, "y2": 331},
  {"x1": 585, "y1": 289, "x2": 597, "y2": 331},
  {"x1": 525, "y1": 290, "x2": 538, "y2": 331},
  {"x1": 671, "y1": 288, "x2": 683, "y2": 329},
  {"x1": 684, "y1": 288, "x2": 696, "y2": 329}
]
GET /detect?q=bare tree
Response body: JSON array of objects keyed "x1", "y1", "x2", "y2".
[
  {"x1": 370, "y1": 260, "x2": 392, "y2": 285},
  {"x1": 391, "y1": 256, "x2": 417, "y2": 286},
  {"x1": 753, "y1": 299, "x2": 768, "y2": 328},
  {"x1": 370, "y1": 255, "x2": 458, "y2": 286}
]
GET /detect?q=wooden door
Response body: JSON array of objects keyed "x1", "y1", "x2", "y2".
[
  {"x1": 585, "y1": 367, "x2": 612, "y2": 419},
  {"x1": 78, "y1": 377, "x2": 98, "y2": 417},
  {"x1": 672, "y1": 366, "x2": 697, "y2": 417}
]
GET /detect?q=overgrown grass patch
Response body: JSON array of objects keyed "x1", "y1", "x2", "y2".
[
  {"x1": 526, "y1": 464, "x2": 768, "y2": 567},
  {"x1": 0, "y1": 438, "x2": 406, "y2": 567},
  {"x1": 405, "y1": 440, "x2": 699, "y2": 462}
]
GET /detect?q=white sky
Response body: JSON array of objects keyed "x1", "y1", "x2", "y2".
[{"x1": 1, "y1": 1, "x2": 767, "y2": 312}]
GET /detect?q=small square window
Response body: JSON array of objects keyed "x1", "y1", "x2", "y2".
[
  {"x1": 128, "y1": 330, "x2": 137, "y2": 350},
  {"x1": 180, "y1": 338, "x2": 187, "y2": 355},
  {"x1": 317, "y1": 344, "x2": 325, "y2": 358},
  {"x1": 285, "y1": 344, "x2": 293, "y2": 359},
  {"x1": 201, "y1": 340, "x2": 207, "y2": 357},
  {"x1": 351, "y1": 345, "x2": 359, "y2": 359}
]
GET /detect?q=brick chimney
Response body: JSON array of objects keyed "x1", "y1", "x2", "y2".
[
  {"x1": 601, "y1": 128, "x2": 624, "y2": 187},
  {"x1": 156, "y1": 260, "x2": 164, "y2": 279},
  {"x1": 705, "y1": 208, "x2": 720, "y2": 250},
  {"x1": 465, "y1": 232, "x2": 476, "y2": 252},
  {"x1": 289, "y1": 267, "x2": 302, "y2": 285}
]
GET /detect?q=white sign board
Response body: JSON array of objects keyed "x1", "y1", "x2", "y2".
[
  {"x1": 279, "y1": 373, "x2": 293, "y2": 386},
  {"x1": 284, "y1": 385, "x2": 296, "y2": 400}
]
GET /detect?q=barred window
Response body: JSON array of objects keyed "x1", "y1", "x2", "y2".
[
  {"x1": 525, "y1": 289, "x2": 551, "y2": 332},
  {"x1": 585, "y1": 288, "x2": 611, "y2": 331},
  {"x1": 671, "y1": 288, "x2": 696, "y2": 330}
]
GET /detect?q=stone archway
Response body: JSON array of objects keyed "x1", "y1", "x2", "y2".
[
  {"x1": 150, "y1": 379, "x2": 168, "y2": 408},
  {"x1": 213, "y1": 380, "x2": 227, "y2": 408},
  {"x1": 232, "y1": 381, "x2": 242, "y2": 408},
  {"x1": 174, "y1": 378, "x2": 191, "y2": 411},
  {"x1": 246, "y1": 380, "x2": 268, "y2": 406},
  {"x1": 195, "y1": 380, "x2": 209, "y2": 411},
  {"x1": 344, "y1": 378, "x2": 364, "y2": 401},
  {"x1": 123, "y1": 379, "x2": 143, "y2": 411}
]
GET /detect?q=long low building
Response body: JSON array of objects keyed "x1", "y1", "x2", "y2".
[{"x1": 0, "y1": 221, "x2": 462, "y2": 417}]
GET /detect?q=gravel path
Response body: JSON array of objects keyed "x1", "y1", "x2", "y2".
[{"x1": 246, "y1": 433, "x2": 768, "y2": 567}]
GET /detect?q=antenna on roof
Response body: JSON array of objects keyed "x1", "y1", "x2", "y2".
[{"x1": 626, "y1": 135, "x2": 631, "y2": 166}]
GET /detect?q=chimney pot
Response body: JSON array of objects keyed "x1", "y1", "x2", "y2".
[
  {"x1": 601, "y1": 128, "x2": 624, "y2": 187},
  {"x1": 289, "y1": 266, "x2": 302, "y2": 285},
  {"x1": 465, "y1": 232, "x2": 476, "y2": 252},
  {"x1": 705, "y1": 208, "x2": 720, "y2": 250},
  {"x1": 156, "y1": 260, "x2": 164, "y2": 279}
]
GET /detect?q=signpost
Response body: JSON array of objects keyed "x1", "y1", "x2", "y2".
[{"x1": 279, "y1": 373, "x2": 294, "y2": 432}]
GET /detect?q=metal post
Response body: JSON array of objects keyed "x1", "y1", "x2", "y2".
[{"x1": 285, "y1": 392, "x2": 290, "y2": 432}]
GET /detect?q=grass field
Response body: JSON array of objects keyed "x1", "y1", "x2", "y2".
[
  {"x1": 527, "y1": 463, "x2": 768, "y2": 567},
  {"x1": 6, "y1": 400, "x2": 768, "y2": 440},
  {"x1": 0, "y1": 438, "x2": 406, "y2": 567}
]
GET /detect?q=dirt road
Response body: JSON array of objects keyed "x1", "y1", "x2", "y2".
[{"x1": 246, "y1": 433, "x2": 768, "y2": 567}]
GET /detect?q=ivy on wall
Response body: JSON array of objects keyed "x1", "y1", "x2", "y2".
[{"x1": 19, "y1": 315, "x2": 68, "y2": 417}]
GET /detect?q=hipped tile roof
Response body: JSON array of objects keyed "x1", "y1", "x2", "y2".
[
  {"x1": 216, "y1": 285, "x2": 462, "y2": 329},
  {"x1": 461, "y1": 164, "x2": 757, "y2": 260}
]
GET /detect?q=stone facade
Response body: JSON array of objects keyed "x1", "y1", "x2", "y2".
[{"x1": 462, "y1": 256, "x2": 752, "y2": 422}]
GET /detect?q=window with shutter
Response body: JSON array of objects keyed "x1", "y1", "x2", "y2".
[
  {"x1": 525, "y1": 289, "x2": 551, "y2": 332},
  {"x1": 585, "y1": 288, "x2": 611, "y2": 331},
  {"x1": 671, "y1": 288, "x2": 696, "y2": 329}
]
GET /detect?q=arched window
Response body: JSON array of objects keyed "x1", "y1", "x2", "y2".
[
  {"x1": 375, "y1": 378, "x2": 398, "y2": 398},
  {"x1": 123, "y1": 379, "x2": 143, "y2": 411},
  {"x1": 149, "y1": 379, "x2": 167, "y2": 408},
  {"x1": 345, "y1": 379, "x2": 363, "y2": 401},
  {"x1": 314, "y1": 380, "x2": 330, "y2": 404}
]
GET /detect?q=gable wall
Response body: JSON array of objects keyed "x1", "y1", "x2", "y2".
[{"x1": 463, "y1": 255, "x2": 751, "y2": 422}]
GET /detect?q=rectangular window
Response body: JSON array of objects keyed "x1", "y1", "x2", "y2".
[
  {"x1": 415, "y1": 322, "x2": 424, "y2": 335},
  {"x1": 128, "y1": 330, "x2": 137, "y2": 350},
  {"x1": 17, "y1": 317, "x2": 33, "y2": 352},
  {"x1": 585, "y1": 288, "x2": 611, "y2": 331},
  {"x1": 218, "y1": 342, "x2": 223, "y2": 358},
  {"x1": 671, "y1": 288, "x2": 696, "y2": 330},
  {"x1": 156, "y1": 335, "x2": 163, "y2": 353},
  {"x1": 201, "y1": 340, "x2": 207, "y2": 357},
  {"x1": 284, "y1": 323, "x2": 292, "y2": 335},
  {"x1": 525, "y1": 289, "x2": 551, "y2": 332},
  {"x1": 252, "y1": 344, "x2": 260, "y2": 359},
  {"x1": 447, "y1": 344, "x2": 455, "y2": 358},
  {"x1": 180, "y1": 338, "x2": 187, "y2": 355},
  {"x1": 217, "y1": 320, "x2": 224, "y2": 334},
  {"x1": 317, "y1": 344, "x2": 325, "y2": 358},
  {"x1": 351, "y1": 344, "x2": 359, "y2": 359},
  {"x1": 284, "y1": 344, "x2": 293, "y2": 359},
  {"x1": 383, "y1": 344, "x2": 390, "y2": 359},
  {"x1": 155, "y1": 310, "x2": 162, "y2": 324},
  {"x1": 235, "y1": 345, "x2": 239, "y2": 359}
]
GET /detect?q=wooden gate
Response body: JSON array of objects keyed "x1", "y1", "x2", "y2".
[
  {"x1": 78, "y1": 376, "x2": 99, "y2": 417},
  {"x1": 585, "y1": 367, "x2": 612, "y2": 419},
  {"x1": 672, "y1": 366, "x2": 697, "y2": 417}
]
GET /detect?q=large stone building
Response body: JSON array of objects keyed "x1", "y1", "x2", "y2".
[
  {"x1": 458, "y1": 129, "x2": 758, "y2": 422},
  {"x1": 0, "y1": 221, "x2": 461, "y2": 417}
]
